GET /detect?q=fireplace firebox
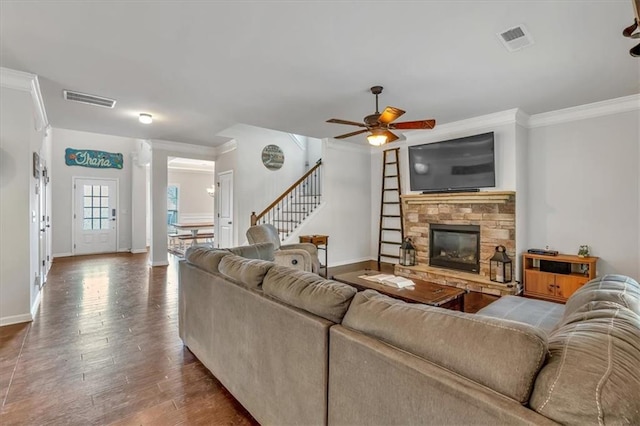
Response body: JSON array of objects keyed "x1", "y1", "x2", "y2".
[{"x1": 429, "y1": 224, "x2": 480, "y2": 273}]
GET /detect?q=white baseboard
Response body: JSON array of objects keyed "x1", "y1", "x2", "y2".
[
  {"x1": 149, "y1": 260, "x2": 169, "y2": 267},
  {"x1": 30, "y1": 290, "x2": 42, "y2": 319},
  {"x1": 117, "y1": 248, "x2": 130, "y2": 253},
  {"x1": 53, "y1": 252, "x2": 73, "y2": 259},
  {"x1": 0, "y1": 313, "x2": 33, "y2": 326},
  {"x1": 130, "y1": 248, "x2": 148, "y2": 254},
  {"x1": 330, "y1": 256, "x2": 377, "y2": 267}
]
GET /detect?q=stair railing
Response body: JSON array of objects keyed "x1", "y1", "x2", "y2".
[{"x1": 251, "y1": 159, "x2": 322, "y2": 239}]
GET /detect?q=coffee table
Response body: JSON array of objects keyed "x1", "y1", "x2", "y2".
[{"x1": 333, "y1": 270, "x2": 466, "y2": 311}]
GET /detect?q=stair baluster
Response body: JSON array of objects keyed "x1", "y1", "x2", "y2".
[{"x1": 251, "y1": 159, "x2": 322, "y2": 241}]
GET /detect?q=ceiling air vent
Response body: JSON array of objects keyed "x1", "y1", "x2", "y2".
[
  {"x1": 63, "y1": 90, "x2": 116, "y2": 108},
  {"x1": 497, "y1": 25, "x2": 534, "y2": 52}
]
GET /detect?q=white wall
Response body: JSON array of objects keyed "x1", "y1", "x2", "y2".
[
  {"x1": 219, "y1": 124, "x2": 307, "y2": 245},
  {"x1": 0, "y1": 72, "x2": 47, "y2": 325},
  {"x1": 51, "y1": 128, "x2": 142, "y2": 256},
  {"x1": 527, "y1": 109, "x2": 639, "y2": 279},
  {"x1": 293, "y1": 140, "x2": 373, "y2": 266},
  {"x1": 168, "y1": 169, "x2": 214, "y2": 222}
]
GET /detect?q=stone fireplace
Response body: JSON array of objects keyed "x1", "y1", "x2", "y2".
[
  {"x1": 395, "y1": 191, "x2": 517, "y2": 296},
  {"x1": 429, "y1": 224, "x2": 480, "y2": 273}
]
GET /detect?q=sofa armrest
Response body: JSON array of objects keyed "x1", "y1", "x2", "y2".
[
  {"x1": 281, "y1": 242, "x2": 318, "y2": 256},
  {"x1": 280, "y1": 243, "x2": 320, "y2": 273},
  {"x1": 274, "y1": 249, "x2": 313, "y2": 272}
]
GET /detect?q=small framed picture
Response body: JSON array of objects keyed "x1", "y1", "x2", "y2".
[{"x1": 33, "y1": 152, "x2": 40, "y2": 178}]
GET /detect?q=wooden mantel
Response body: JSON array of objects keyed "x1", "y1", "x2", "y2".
[{"x1": 401, "y1": 191, "x2": 515, "y2": 205}]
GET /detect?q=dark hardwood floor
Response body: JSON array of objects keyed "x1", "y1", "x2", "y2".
[
  {"x1": 0, "y1": 253, "x2": 257, "y2": 425},
  {"x1": 0, "y1": 254, "x2": 497, "y2": 425}
]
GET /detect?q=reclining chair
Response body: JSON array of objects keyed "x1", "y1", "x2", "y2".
[{"x1": 246, "y1": 224, "x2": 320, "y2": 274}]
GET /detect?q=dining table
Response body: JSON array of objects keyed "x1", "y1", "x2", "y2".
[{"x1": 173, "y1": 222, "x2": 214, "y2": 237}]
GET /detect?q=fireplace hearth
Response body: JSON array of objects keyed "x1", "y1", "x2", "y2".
[
  {"x1": 396, "y1": 192, "x2": 516, "y2": 296},
  {"x1": 429, "y1": 224, "x2": 480, "y2": 273}
]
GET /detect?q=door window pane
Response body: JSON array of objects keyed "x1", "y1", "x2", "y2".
[{"x1": 82, "y1": 184, "x2": 111, "y2": 230}]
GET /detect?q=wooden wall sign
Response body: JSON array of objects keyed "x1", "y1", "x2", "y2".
[{"x1": 65, "y1": 148, "x2": 123, "y2": 169}]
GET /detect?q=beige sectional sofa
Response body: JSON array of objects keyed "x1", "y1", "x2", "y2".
[{"x1": 179, "y1": 244, "x2": 640, "y2": 425}]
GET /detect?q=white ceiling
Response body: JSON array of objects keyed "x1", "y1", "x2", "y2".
[{"x1": 1, "y1": 1, "x2": 638, "y2": 147}]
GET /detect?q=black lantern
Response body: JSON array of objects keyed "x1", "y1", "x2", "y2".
[
  {"x1": 490, "y1": 245, "x2": 512, "y2": 283},
  {"x1": 399, "y1": 237, "x2": 416, "y2": 266}
]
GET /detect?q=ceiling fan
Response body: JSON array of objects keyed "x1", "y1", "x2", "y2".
[{"x1": 327, "y1": 86, "x2": 436, "y2": 146}]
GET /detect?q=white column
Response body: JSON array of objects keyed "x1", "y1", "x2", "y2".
[
  {"x1": 149, "y1": 149, "x2": 169, "y2": 266},
  {"x1": 130, "y1": 159, "x2": 147, "y2": 254}
]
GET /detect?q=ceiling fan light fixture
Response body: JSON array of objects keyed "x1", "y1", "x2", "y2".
[
  {"x1": 139, "y1": 113, "x2": 153, "y2": 124},
  {"x1": 367, "y1": 131, "x2": 387, "y2": 146}
]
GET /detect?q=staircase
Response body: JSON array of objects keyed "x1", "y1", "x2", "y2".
[{"x1": 251, "y1": 159, "x2": 322, "y2": 241}]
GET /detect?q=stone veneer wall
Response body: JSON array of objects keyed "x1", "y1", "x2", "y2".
[{"x1": 395, "y1": 192, "x2": 517, "y2": 296}]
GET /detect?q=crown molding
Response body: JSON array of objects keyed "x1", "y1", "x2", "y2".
[
  {"x1": 400, "y1": 108, "x2": 520, "y2": 145},
  {"x1": 167, "y1": 166, "x2": 214, "y2": 174},
  {"x1": 0, "y1": 67, "x2": 49, "y2": 131},
  {"x1": 527, "y1": 94, "x2": 640, "y2": 128},
  {"x1": 150, "y1": 139, "x2": 217, "y2": 157},
  {"x1": 214, "y1": 139, "x2": 237, "y2": 156}
]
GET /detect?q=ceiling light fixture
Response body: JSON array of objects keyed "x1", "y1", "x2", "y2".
[
  {"x1": 139, "y1": 113, "x2": 153, "y2": 124},
  {"x1": 367, "y1": 129, "x2": 387, "y2": 146}
]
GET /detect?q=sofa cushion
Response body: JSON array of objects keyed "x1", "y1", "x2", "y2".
[
  {"x1": 262, "y1": 266, "x2": 357, "y2": 323},
  {"x1": 476, "y1": 295, "x2": 565, "y2": 334},
  {"x1": 530, "y1": 305, "x2": 640, "y2": 425},
  {"x1": 342, "y1": 290, "x2": 548, "y2": 404},
  {"x1": 218, "y1": 255, "x2": 275, "y2": 289},
  {"x1": 185, "y1": 246, "x2": 231, "y2": 274},
  {"x1": 564, "y1": 275, "x2": 640, "y2": 318},
  {"x1": 227, "y1": 242, "x2": 276, "y2": 261}
]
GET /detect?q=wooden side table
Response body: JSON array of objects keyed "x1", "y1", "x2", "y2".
[{"x1": 299, "y1": 235, "x2": 328, "y2": 277}]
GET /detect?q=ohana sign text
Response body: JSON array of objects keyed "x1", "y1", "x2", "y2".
[{"x1": 65, "y1": 148, "x2": 123, "y2": 169}]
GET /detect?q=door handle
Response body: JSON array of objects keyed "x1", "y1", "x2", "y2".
[{"x1": 228, "y1": 221, "x2": 232, "y2": 224}]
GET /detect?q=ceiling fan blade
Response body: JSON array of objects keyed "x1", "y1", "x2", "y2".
[
  {"x1": 383, "y1": 130, "x2": 400, "y2": 143},
  {"x1": 390, "y1": 119, "x2": 436, "y2": 130},
  {"x1": 377, "y1": 106, "x2": 406, "y2": 124},
  {"x1": 326, "y1": 118, "x2": 367, "y2": 127},
  {"x1": 334, "y1": 129, "x2": 369, "y2": 139}
]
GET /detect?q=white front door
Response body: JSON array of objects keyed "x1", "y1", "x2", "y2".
[
  {"x1": 217, "y1": 171, "x2": 233, "y2": 248},
  {"x1": 74, "y1": 178, "x2": 118, "y2": 255}
]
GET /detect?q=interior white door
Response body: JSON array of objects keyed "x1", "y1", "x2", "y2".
[
  {"x1": 39, "y1": 160, "x2": 49, "y2": 288},
  {"x1": 217, "y1": 171, "x2": 233, "y2": 248},
  {"x1": 74, "y1": 178, "x2": 118, "y2": 255}
]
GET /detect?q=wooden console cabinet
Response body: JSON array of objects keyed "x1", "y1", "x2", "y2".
[{"x1": 523, "y1": 253, "x2": 598, "y2": 303}]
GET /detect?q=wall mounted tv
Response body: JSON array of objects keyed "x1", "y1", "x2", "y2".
[{"x1": 408, "y1": 132, "x2": 495, "y2": 193}]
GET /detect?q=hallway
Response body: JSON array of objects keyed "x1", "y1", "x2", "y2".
[{"x1": 0, "y1": 253, "x2": 256, "y2": 425}]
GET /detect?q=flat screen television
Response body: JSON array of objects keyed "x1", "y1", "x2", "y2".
[{"x1": 408, "y1": 132, "x2": 495, "y2": 193}]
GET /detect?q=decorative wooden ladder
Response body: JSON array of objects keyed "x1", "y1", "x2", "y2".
[{"x1": 378, "y1": 148, "x2": 404, "y2": 265}]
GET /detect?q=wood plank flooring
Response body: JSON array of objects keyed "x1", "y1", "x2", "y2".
[
  {"x1": 0, "y1": 253, "x2": 257, "y2": 425},
  {"x1": 0, "y1": 254, "x2": 498, "y2": 425}
]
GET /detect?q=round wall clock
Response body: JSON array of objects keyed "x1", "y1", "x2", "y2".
[{"x1": 261, "y1": 145, "x2": 285, "y2": 171}]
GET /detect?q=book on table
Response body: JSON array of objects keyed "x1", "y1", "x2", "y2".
[{"x1": 358, "y1": 274, "x2": 415, "y2": 289}]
